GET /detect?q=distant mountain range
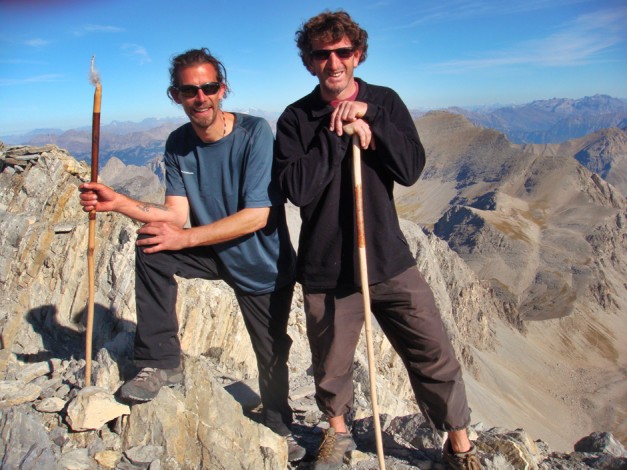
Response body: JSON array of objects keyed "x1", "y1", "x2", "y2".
[
  {"x1": 4, "y1": 117, "x2": 187, "y2": 168},
  {"x1": 3, "y1": 95, "x2": 626, "y2": 157},
  {"x1": 446, "y1": 94, "x2": 627, "y2": 143}
]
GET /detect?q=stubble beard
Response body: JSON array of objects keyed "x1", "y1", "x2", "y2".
[
  {"x1": 322, "y1": 70, "x2": 353, "y2": 101},
  {"x1": 188, "y1": 106, "x2": 219, "y2": 133}
]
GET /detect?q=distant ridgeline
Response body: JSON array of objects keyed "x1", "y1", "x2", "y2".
[
  {"x1": 446, "y1": 94, "x2": 627, "y2": 144},
  {"x1": 2, "y1": 95, "x2": 625, "y2": 171}
]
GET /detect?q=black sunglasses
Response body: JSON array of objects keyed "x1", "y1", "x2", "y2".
[
  {"x1": 309, "y1": 47, "x2": 355, "y2": 61},
  {"x1": 174, "y1": 82, "x2": 221, "y2": 98}
]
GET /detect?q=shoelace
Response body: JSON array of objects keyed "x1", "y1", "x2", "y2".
[
  {"x1": 317, "y1": 431, "x2": 338, "y2": 459},
  {"x1": 134, "y1": 367, "x2": 157, "y2": 382},
  {"x1": 450, "y1": 450, "x2": 481, "y2": 470}
]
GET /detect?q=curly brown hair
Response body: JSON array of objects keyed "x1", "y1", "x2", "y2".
[
  {"x1": 167, "y1": 48, "x2": 231, "y2": 101},
  {"x1": 295, "y1": 10, "x2": 368, "y2": 69}
]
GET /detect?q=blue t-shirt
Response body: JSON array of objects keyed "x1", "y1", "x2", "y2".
[{"x1": 164, "y1": 113, "x2": 295, "y2": 294}]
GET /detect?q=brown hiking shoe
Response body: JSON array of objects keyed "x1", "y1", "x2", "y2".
[
  {"x1": 118, "y1": 366, "x2": 183, "y2": 403},
  {"x1": 314, "y1": 428, "x2": 357, "y2": 470},
  {"x1": 443, "y1": 440, "x2": 482, "y2": 470}
]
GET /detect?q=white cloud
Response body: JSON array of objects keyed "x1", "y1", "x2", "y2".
[
  {"x1": 24, "y1": 38, "x2": 50, "y2": 47},
  {"x1": 0, "y1": 59, "x2": 45, "y2": 65},
  {"x1": 0, "y1": 74, "x2": 63, "y2": 86},
  {"x1": 367, "y1": 1, "x2": 394, "y2": 9},
  {"x1": 394, "y1": 0, "x2": 592, "y2": 28},
  {"x1": 121, "y1": 44, "x2": 151, "y2": 65},
  {"x1": 74, "y1": 24, "x2": 125, "y2": 36},
  {"x1": 431, "y1": 6, "x2": 627, "y2": 71}
]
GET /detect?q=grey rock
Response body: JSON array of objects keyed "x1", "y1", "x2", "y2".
[
  {"x1": 116, "y1": 462, "x2": 146, "y2": 470},
  {"x1": 574, "y1": 432, "x2": 626, "y2": 458},
  {"x1": 0, "y1": 408, "x2": 57, "y2": 469},
  {"x1": 57, "y1": 448, "x2": 91, "y2": 470},
  {"x1": 35, "y1": 396, "x2": 66, "y2": 412},
  {"x1": 54, "y1": 383, "x2": 72, "y2": 399},
  {"x1": 0, "y1": 380, "x2": 42, "y2": 407},
  {"x1": 92, "y1": 347, "x2": 122, "y2": 392},
  {"x1": 476, "y1": 428, "x2": 544, "y2": 470},
  {"x1": 16, "y1": 360, "x2": 52, "y2": 383},
  {"x1": 53, "y1": 223, "x2": 75, "y2": 233},
  {"x1": 99, "y1": 425, "x2": 123, "y2": 452},
  {"x1": 224, "y1": 378, "x2": 262, "y2": 411},
  {"x1": 65, "y1": 386, "x2": 130, "y2": 431},
  {"x1": 388, "y1": 413, "x2": 441, "y2": 451},
  {"x1": 86, "y1": 435, "x2": 106, "y2": 457},
  {"x1": 148, "y1": 459, "x2": 162, "y2": 470},
  {"x1": 121, "y1": 356, "x2": 287, "y2": 469},
  {"x1": 50, "y1": 425, "x2": 69, "y2": 447},
  {"x1": 124, "y1": 445, "x2": 164, "y2": 465},
  {"x1": 93, "y1": 450, "x2": 121, "y2": 469}
]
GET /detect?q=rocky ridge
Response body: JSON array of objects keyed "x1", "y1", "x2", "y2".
[
  {"x1": 399, "y1": 113, "x2": 626, "y2": 449},
  {"x1": 398, "y1": 112, "x2": 626, "y2": 326},
  {"x1": 99, "y1": 156, "x2": 163, "y2": 203},
  {"x1": 0, "y1": 143, "x2": 625, "y2": 469},
  {"x1": 517, "y1": 127, "x2": 627, "y2": 197}
]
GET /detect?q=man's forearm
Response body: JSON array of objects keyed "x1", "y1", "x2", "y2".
[
  {"x1": 115, "y1": 195, "x2": 182, "y2": 225},
  {"x1": 185, "y1": 207, "x2": 269, "y2": 247}
]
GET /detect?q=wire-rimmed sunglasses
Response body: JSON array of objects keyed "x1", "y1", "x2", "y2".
[
  {"x1": 309, "y1": 47, "x2": 355, "y2": 61},
  {"x1": 174, "y1": 82, "x2": 221, "y2": 98}
]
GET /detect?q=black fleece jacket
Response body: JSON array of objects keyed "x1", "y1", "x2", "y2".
[{"x1": 274, "y1": 78, "x2": 426, "y2": 292}]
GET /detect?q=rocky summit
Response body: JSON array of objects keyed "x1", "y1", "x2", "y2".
[{"x1": 0, "y1": 139, "x2": 625, "y2": 469}]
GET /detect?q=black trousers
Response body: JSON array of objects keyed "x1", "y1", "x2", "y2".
[
  {"x1": 134, "y1": 240, "x2": 294, "y2": 435},
  {"x1": 304, "y1": 266, "x2": 471, "y2": 432}
]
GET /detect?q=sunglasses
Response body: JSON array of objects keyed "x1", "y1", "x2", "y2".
[
  {"x1": 309, "y1": 47, "x2": 355, "y2": 61},
  {"x1": 174, "y1": 82, "x2": 221, "y2": 98}
]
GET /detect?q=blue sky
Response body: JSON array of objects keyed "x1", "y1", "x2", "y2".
[{"x1": 1, "y1": 0, "x2": 626, "y2": 135}]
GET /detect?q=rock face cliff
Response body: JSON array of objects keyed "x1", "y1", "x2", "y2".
[
  {"x1": 401, "y1": 112, "x2": 626, "y2": 448},
  {"x1": 518, "y1": 127, "x2": 627, "y2": 197},
  {"x1": 0, "y1": 142, "x2": 625, "y2": 469}
]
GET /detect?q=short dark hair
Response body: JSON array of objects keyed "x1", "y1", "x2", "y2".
[
  {"x1": 167, "y1": 48, "x2": 231, "y2": 100},
  {"x1": 295, "y1": 10, "x2": 368, "y2": 69}
]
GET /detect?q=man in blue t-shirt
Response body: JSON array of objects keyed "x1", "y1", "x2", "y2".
[{"x1": 79, "y1": 48, "x2": 304, "y2": 461}]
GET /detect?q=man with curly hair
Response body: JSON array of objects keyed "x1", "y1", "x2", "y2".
[{"x1": 275, "y1": 11, "x2": 482, "y2": 470}]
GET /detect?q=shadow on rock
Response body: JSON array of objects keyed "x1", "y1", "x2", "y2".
[{"x1": 19, "y1": 303, "x2": 136, "y2": 374}]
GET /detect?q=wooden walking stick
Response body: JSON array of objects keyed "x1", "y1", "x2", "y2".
[
  {"x1": 347, "y1": 129, "x2": 386, "y2": 469},
  {"x1": 85, "y1": 56, "x2": 101, "y2": 387}
]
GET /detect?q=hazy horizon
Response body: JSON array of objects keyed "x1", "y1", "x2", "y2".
[
  {"x1": 2, "y1": 92, "x2": 625, "y2": 140},
  {"x1": 1, "y1": 0, "x2": 626, "y2": 135}
]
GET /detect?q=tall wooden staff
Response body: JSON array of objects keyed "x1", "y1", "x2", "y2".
[
  {"x1": 347, "y1": 130, "x2": 386, "y2": 469},
  {"x1": 85, "y1": 56, "x2": 101, "y2": 386}
]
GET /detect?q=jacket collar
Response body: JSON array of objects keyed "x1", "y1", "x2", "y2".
[{"x1": 309, "y1": 78, "x2": 367, "y2": 118}]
